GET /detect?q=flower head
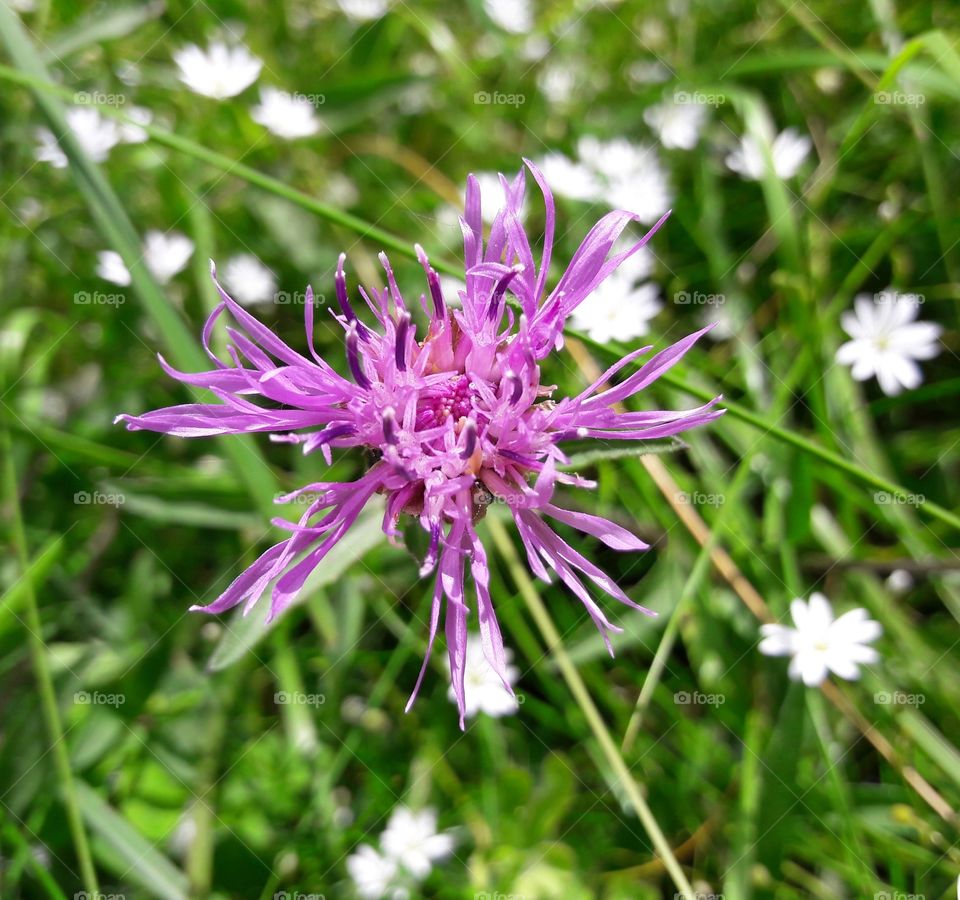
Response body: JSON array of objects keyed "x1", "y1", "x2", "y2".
[
  {"x1": 759, "y1": 593, "x2": 881, "y2": 686},
  {"x1": 484, "y1": 0, "x2": 534, "y2": 33},
  {"x1": 643, "y1": 98, "x2": 708, "y2": 150},
  {"x1": 222, "y1": 253, "x2": 278, "y2": 305},
  {"x1": 116, "y1": 161, "x2": 723, "y2": 727},
  {"x1": 251, "y1": 87, "x2": 321, "y2": 139},
  {"x1": 380, "y1": 806, "x2": 454, "y2": 879},
  {"x1": 35, "y1": 107, "x2": 122, "y2": 168},
  {"x1": 568, "y1": 254, "x2": 660, "y2": 343},
  {"x1": 726, "y1": 126, "x2": 812, "y2": 180},
  {"x1": 346, "y1": 844, "x2": 399, "y2": 899},
  {"x1": 836, "y1": 291, "x2": 941, "y2": 395},
  {"x1": 96, "y1": 250, "x2": 132, "y2": 287},
  {"x1": 450, "y1": 633, "x2": 520, "y2": 719},
  {"x1": 538, "y1": 138, "x2": 672, "y2": 225},
  {"x1": 336, "y1": 0, "x2": 390, "y2": 21},
  {"x1": 142, "y1": 230, "x2": 195, "y2": 284},
  {"x1": 118, "y1": 105, "x2": 153, "y2": 144},
  {"x1": 173, "y1": 41, "x2": 262, "y2": 99}
]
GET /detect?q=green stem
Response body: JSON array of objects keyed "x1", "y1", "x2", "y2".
[
  {"x1": 1, "y1": 424, "x2": 99, "y2": 894},
  {"x1": 486, "y1": 515, "x2": 696, "y2": 899}
]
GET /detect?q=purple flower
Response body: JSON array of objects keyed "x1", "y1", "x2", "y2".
[{"x1": 116, "y1": 160, "x2": 723, "y2": 727}]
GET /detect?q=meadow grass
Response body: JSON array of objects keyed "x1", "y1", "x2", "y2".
[{"x1": 1, "y1": 1, "x2": 958, "y2": 898}]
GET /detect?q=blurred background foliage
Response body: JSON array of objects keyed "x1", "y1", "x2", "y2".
[{"x1": 1, "y1": 0, "x2": 959, "y2": 898}]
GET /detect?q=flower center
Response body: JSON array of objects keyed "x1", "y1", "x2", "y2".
[{"x1": 416, "y1": 374, "x2": 475, "y2": 429}]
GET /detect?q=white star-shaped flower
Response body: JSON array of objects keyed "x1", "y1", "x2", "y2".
[
  {"x1": 336, "y1": 0, "x2": 390, "y2": 21},
  {"x1": 118, "y1": 105, "x2": 152, "y2": 144},
  {"x1": 483, "y1": 0, "x2": 534, "y2": 33},
  {"x1": 579, "y1": 137, "x2": 672, "y2": 224},
  {"x1": 643, "y1": 99, "x2": 708, "y2": 150},
  {"x1": 96, "y1": 250, "x2": 132, "y2": 286},
  {"x1": 569, "y1": 271, "x2": 662, "y2": 344},
  {"x1": 35, "y1": 107, "x2": 122, "y2": 168},
  {"x1": 346, "y1": 844, "x2": 400, "y2": 899},
  {"x1": 143, "y1": 230, "x2": 194, "y2": 284},
  {"x1": 759, "y1": 593, "x2": 881, "y2": 686},
  {"x1": 222, "y1": 254, "x2": 278, "y2": 306},
  {"x1": 250, "y1": 87, "x2": 321, "y2": 139},
  {"x1": 380, "y1": 806, "x2": 454, "y2": 880},
  {"x1": 173, "y1": 42, "x2": 262, "y2": 100},
  {"x1": 448, "y1": 633, "x2": 520, "y2": 719},
  {"x1": 537, "y1": 152, "x2": 604, "y2": 202},
  {"x1": 726, "y1": 127, "x2": 812, "y2": 180},
  {"x1": 836, "y1": 292, "x2": 942, "y2": 395}
]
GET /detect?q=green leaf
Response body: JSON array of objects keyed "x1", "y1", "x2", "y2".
[
  {"x1": 75, "y1": 782, "x2": 189, "y2": 900},
  {"x1": 206, "y1": 499, "x2": 387, "y2": 671},
  {"x1": 41, "y1": 1, "x2": 165, "y2": 62},
  {"x1": 558, "y1": 437, "x2": 685, "y2": 470}
]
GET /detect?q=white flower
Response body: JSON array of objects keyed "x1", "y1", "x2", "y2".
[
  {"x1": 448, "y1": 634, "x2": 520, "y2": 719},
  {"x1": 570, "y1": 274, "x2": 662, "y2": 344},
  {"x1": 336, "y1": 0, "x2": 390, "y2": 21},
  {"x1": 326, "y1": 173, "x2": 359, "y2": 207},
  {"x1": 885, "y1": 569, "x2": 914, "y2": 595},
  {"x1": 835, "y1": 292, "x2": 942, "y2": 395},
  {"x1": 380, "y1": 806, "x2": 454, "y2": 880},
  {"x1": 699, "y1": 302, "x2": 741, "y2": 342},
  {"x1": 627, "y1": 60, "x2": 671, "y2": 85},
  {"x1": 759, "y1": 593, "x2": 882, "y2": 686},
  {"x1": 438, "y1": 275, "x2": 466, "y2": 309},
  {"x1": 474, "y1": 172, "x2": 517, "y2": 223},
  {"x1": 346, "y1": 844, "x2": 400, "y2": 899},
  {"x1": 96, "y1": 250, "x2": 131, "y2": 286},
  {"x1": 222, "y1": 254, "x2": 278, "y2": 305},
  {"x1": 579, "y1": 137, "x2": 672, "y2": 224},
  {"x1": 726, "y1": 127, "x2": 812, "y2": 180},
  {"x1": 483, "y1": 0, "x2": 534, "y2": 33},
  {"x1": 250, "y1": 87, "x2": 321, "y2": 139},
  {"x1": 643, "y1": 99, "x2": 708, "y2": 150},
  {"x1": 537, "y1": 63, "x2": 576, "y2": 103},
  {"x1": 118, "y1": 105, "x2": 152, "y2": 144},
  {"x1": 143, "y1": 230, "x2": 194, "y2": 284},
  {"x1": 173, "y1": 42, "x2": 262, "y2": 100},
  {"x1": 35, "y1": 107, "x2": 122, "y2": 168},
  {"x1": 538, "y1": 153, "x2": 603, "y2": 201}
]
